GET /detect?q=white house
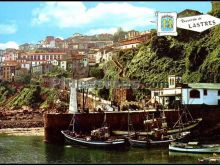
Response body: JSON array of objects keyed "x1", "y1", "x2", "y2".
[
  {"x1": 20, "y1": 62, "x2": 31, "y2": 70},
  {"x1": 51, "y1": 59, "x2": 59, "y2": 66},
  {"x1": 151, "y1": 75, "x2": 182, "y2": 108},
  {"x1": 182, "y1": 83, "x2": 220, "y2": 106},
  {"x1": 118, "y1": 40, "x2": 141, "y2": 49},
  {"x1": 151, "y1": 75, "x2": 220, "y2": 108},
  {"x1": 95, "y1": 46, "x2": 114, "y2": 64},
  {"x1": 60, "y1": 60, "x2": 67, "y2": 70},
  {"x1": 50, "y1": 59, "x2": 67, "y2": 70}
]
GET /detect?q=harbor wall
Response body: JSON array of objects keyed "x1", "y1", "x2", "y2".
[
  {"x1": 187, "y1": 105, "x2": 220, "y2": 137},
  {"x1": 44, "y1": 110, "x2": 179, "y2": 144},
  {"x1": 44, "y1": 105, "x2": 220, "y2": 144}
]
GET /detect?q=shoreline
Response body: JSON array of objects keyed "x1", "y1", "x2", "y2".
[{"x1": 0, "y1": 127, "x2": 44, "y2": 136}]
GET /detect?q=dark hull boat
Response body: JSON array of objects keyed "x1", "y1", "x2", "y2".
[
  {"x1": 126, "y1": 107, "x2": 192, "y2": 148},
  {"x1": 61, "y1": 130, "x2": 127, "y2": 148},
  {"x1": 129, "y1": 131, "x2": 190, "y2": 148},
  {"x1": 112, "y1": 116, "x2": 202, "y2": 136},
  {"x1": 129, "y1": 138, "x2": 174, "y2": 147},
  {"x1": 61, "y1": 111, "x2": 130, "y2": 149}
]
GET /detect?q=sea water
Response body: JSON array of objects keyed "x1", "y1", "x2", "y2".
[{"x1": 0, "y1": 135, "x2": 210, "y2": 164}]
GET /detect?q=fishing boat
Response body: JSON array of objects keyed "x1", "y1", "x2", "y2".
[
  {"x1": 127, "y1": 109, "x2": 190, "y2": 147},
  {"x1": 61, "y1": 113, "x2": 129, "y2": 148},
  {"x1": 169, "y1": 141, "x2": 220, "y2": 153},
  {"x1": 112, "y1": 104, "x2": 202, "y2": 136},
  {"x1": 129, "y1": 131, "x2": 190, "y2": 147},
  {"x1": 62, "y1": 80, "x2": 130, "y2": 148}
]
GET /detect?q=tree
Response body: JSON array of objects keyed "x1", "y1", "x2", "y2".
[
  {"x1": 98, "y1": 87, "x2": 109, "y2": 100},
  {"x1": 211, "y1": 1, "x2": 220, "y2": 18},
  {"x1": 89, "y1": 67, "x2": 104, "y2": 79},
  {"x1": 113, "y1": 27, "x2": 127, "y2": 42}
]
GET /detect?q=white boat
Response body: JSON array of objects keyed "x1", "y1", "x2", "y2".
[
  {"x1": 169, "y1": 142, "x2": 220, "y2": 153},
  {"x1": 198, "y1": 154, "x2": 220, "y2": 163}
]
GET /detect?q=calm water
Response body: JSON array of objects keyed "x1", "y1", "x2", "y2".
[{"x1": 0, "y1": 135, "x2": 212, "y2": 164}]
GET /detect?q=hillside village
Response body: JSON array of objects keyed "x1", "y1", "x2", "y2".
[
  {"x1": 0, "y1": 28, "x2": 152, "y2": 128},
  {"x1": 0, "y1": 30, "x2": 151, "y2": 81}
]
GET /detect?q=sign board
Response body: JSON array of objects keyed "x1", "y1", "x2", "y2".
[
  {"x1": 177, "y1": 14, "x2": 220, "y2": 32},
  {"x1": 157, "y1": 12, "x2": 220, "y2": 36}
]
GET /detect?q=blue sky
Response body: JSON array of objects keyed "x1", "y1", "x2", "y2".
[{"x1": 0, "y1": 1, "x2": 212, "y2": 49}]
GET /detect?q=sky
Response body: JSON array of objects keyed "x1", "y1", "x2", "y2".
[{"x1": 0, "y1": 1, "x2": 212, "y2": 49}]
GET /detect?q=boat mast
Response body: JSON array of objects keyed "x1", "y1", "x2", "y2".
[
  {"x1": 102, "y1": 111, "x2": 107, "y2": 127},
  {"x1": 68, "y1": 114, "x2": 75, "y2": 132},
  {"x1": 82, "y1": 88, "x2": 85, "y2": 112},
  {"x1": 128, "y1": 109, "x2": 130, "y2": 137}
]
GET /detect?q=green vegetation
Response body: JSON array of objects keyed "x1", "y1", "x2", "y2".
[
  {"x1": 89, "y1": 66, "x2": 104, "y2": 79},
  {"x1": 1, "y1": 2, "x2": 220, "y2": 108},
  {"x1": 16, "y1": 74, "x2": 31, "y2": 84},
  {"x1": 6, "y1": 85, "x2": 43, "y2": 109},
  {"x1": 45, "y1": 66, "x2": 71, "y2": 78},
  {"x1": 102, "y1": 2, "x2": 220, "y2": 84},
  {"x1": 0, "y1": 81, "x2": 17, "y2": 106},
  {"x1": 113, "y1": 27, "x2": 127, "y2": 42}
]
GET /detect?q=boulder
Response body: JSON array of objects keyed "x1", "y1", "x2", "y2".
[{"x1": 23, "y1": 110, "x2": 28, "y2": 114}]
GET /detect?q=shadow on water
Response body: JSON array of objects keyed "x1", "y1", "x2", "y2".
[
  {"x1": 56, "y1": 143, "x2": 171, "y2": 164},
  {"x1": 44, "y1": 143, "x2": 66, "y2": 163},
  {"x1": 54, "y1": 143, "x2": 131, "y2": 164}
]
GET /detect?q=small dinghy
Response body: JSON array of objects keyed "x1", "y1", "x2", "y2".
[{"x1": 169, "y1": 142, "x2": 220, "y2": 153}]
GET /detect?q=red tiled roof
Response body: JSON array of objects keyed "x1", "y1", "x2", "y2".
[
  {"x1": 120, "y1": 40, "x2": 142, "y2": 45},
  {"x1": 28, "y1": 52, "x2": 66, "y2": 55},
  {"x1": 2, "y1": 61, "x2": 20, "y2": 67}
]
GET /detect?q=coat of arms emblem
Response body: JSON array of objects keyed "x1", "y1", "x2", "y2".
[{"x1": 157, "y1": 12, "x2": 177, "y2": 36}]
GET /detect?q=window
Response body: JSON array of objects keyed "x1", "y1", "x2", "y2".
[
  {"x1": 218, "y1": 90, "x2": 220, "y2": 96},
  {"x1": 169, "y1": 78, "x2": 174, "y2": 86},
  {"x1": 171, "y1": 79, "x2": 174, "y2": 85},
  {"x1": 204, "y1": 89, "x2": 207, "y2": 96},
  {"x1": 190, "y1": 89, "x2": 200, "y2": 98},
  {"x1": 154, "y1": 92, "x2": 159, "y2": 96}
]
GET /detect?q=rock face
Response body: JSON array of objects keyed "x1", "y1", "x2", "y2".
[{"x1": 0, "y1": 107, "x2": 59, "y2": 129}]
